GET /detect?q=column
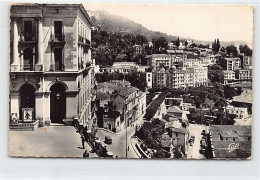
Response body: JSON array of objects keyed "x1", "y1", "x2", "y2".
[
  {"x1": 12, "y1": 18, "x2": 20, "y2": 71},
  {"x1": 37, "y1": 17, "x2": 43, "y2": 71},
  {"x1": 35, "y1": 92, "x2": 44, "y2": 126},
  {"x1": 65, "y1": 91, "x2": 78, "y2": 125},
  {"x1": 43, "y1": 92, "x2": 51, "y2": 125},
  {"x1": 10, "y1": 92, "x2": 20, "y2": 120}
]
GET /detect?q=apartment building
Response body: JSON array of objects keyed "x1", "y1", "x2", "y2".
[
  {"x1": 223, "y1": 70, "x2": 235, "y2": 84},
  {"x1": 9, "y1": 4, "x2": 94, "y2": 128},
  {"x1": 224, "y1": 58, "x2": 241, "y2": 70}
]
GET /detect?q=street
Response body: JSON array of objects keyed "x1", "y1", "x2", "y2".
[
  {"x1": 186, "y1": 124, "x2": 207, "y2": 159},
  {"x1": 96, "y1": 115, "x2": 144, "y2": 158},
  {"x1": 9, "y1": 125, "x2": 98, "y2": 158}
]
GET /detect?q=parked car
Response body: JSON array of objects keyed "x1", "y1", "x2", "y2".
[
  {"x1": 105, "y1": 136, "x2": 112, "y2": 144},
  {"x1": 201, "y1": 130, "x2": 206, "y2": 135}
]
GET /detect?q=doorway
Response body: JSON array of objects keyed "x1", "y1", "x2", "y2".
[
  {"x1": 20, "y1": 84, "x2": 35, "y2": 120},
  {"x1": 50, "y1": 83, "x2": 66, "y2": 124}
]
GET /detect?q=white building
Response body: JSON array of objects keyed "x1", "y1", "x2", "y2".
[
  {"x1": 223, "y1": 70, "x2": 235, "y2": 84},
  {"x1": 226, "y1": 105, "x2": 248, "y2": 119}
]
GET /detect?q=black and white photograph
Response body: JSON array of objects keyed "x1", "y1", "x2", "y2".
[{"x1": 8, "y1": 3, "x2": 253, "y2": 160}]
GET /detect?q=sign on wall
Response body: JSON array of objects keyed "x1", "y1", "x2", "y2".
[{"x1": 22, "y1": 108, "x2": 34, "y2": 122}]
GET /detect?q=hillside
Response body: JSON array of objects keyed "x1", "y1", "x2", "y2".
[
  {"x1": 87, "y1": 10, "x2": 179, "y2": 42},
  {"x1": 87, "y1": 10, "x2": 252, "y2": 48}
]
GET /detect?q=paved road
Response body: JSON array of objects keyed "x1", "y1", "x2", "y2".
[
  {"x1": 96, "y1": 116, "x2": 144, "y2": 158},
  {"x1": 186, "y1": 124, "x2": 207, "y2": 159},
  {"x1": 9, "y1": 125, "x2": 98, "y2": 158}
]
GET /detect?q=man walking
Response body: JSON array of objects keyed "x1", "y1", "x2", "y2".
[{"x1": 81, "y1": 136, "x2": 85, "y2": 149}]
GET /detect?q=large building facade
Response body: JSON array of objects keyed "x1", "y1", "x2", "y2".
[{"x1": 9, "y1": 4, "x2": 95, "y2": 128}]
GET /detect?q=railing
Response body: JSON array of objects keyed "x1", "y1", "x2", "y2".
[
  {"x1": 20, "y1": 34, "x2": 36, "y2": 42},
  {"x1": 50, "y1": 34, "x2": 65, "y2": 42},
  {"x1": 78, "y1": 35, "x2": 84, "y2": 43},
  {"x1": 10, "y1": 64, "x2": 43, "y2": 72}
]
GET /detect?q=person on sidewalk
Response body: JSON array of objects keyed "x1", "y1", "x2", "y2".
[
  {"x1": 81, "y1": 136, "x2": 85, "y2": 149},
  {"x1": 83, "y1": 150, "x2": 89, "y2": 158}
]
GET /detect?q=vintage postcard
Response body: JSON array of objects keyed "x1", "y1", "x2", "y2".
[{"x1": 9, "y1": 3, "x2": 253, "y2": 159}]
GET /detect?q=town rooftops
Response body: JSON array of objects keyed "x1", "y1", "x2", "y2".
[
  {"x1": 165, "y1": 121, "x2": 187, "y2": 133},
  {"x1": 97, "y1": 81, "x2": 139, "y2": 97},
  {"x1": 166, "y1": 49, "x2": 184, "y2": 54},
  {"x1": 223, "y1": 70, "x2": 235, "y2": 73},
  {"x1": 224, "y1": 57, "x2": 240, "y2": 61},
  {"x1": 232, "y1": 90, "x2": 252, "y2": 104},
  {"x1": 152, "y1": 54, "x2": 170, "y2": 58},
  {"x1": 112, "y1": 62, "x2": 137, "y2": 66},
  {"x1": 209, "y1": 125, "x2": 251, "y2": 159}
]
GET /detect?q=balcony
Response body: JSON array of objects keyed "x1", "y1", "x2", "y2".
[
  {"x1": 49, "y1": 34, "x2": 66, "y2": 46},
  {"x1": 78, "y1": 36, "x2": 91, "y2": 53},
  {"x1": 19, "y1": 34, "x2": 37, "y2": 48},
  {"x1": 10, "y1": 64, "x2": 43, "y2": 72}
]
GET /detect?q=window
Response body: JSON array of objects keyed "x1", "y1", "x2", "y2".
[
  {"x1": 54, "y1": 21, "x2": 63, "y2": 41},
  {"x1": 54, "y1": 48, "x2": 63, "y2": 71},
  {"x1": 176, "y1": 133, "x2": 178, "y2": 137},
  {"x1": 24, "y1": 21, "x2": 33, "y2": 41}
]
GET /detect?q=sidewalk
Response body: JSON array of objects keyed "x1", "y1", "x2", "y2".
[{"x1": 9, "y1": 125, "x2": 98, "y2": 158}]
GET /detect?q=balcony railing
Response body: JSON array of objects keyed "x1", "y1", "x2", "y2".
[
  {"x1": 49, "y1": 34, "x2": 66, "y2": 46},
  {"x1": 20, "y1": 34, "x2": 36, "y2": 42},
  {"x1": 10, "y1": 64, "x2": 43, "y2": 72}
]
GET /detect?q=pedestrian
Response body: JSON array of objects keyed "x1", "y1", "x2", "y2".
[
  {"x1": 83, "y1": 150, "x2": 89, "y2": 158},
  {"x1": 81, "y1": 136, "x2": 85, "y2": 149}
]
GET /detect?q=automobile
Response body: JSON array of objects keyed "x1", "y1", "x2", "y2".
[
  {"x1": 105, "y1": 136, "x2": 112, "y2": 144},
  {"x1": 106, "y1": 151, "x2": 114, "y2": 158},
  {"x1": 201, "y1": 130, "x2": 206, "y2": 135}
]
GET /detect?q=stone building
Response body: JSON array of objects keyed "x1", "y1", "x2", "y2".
[{"x1": 9, "y1": 4, "x2": 95, "y2": 128}]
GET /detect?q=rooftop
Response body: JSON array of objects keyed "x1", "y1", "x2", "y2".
[{"x1": 167, "y1": 106, "x2": 182, "y2": 114}]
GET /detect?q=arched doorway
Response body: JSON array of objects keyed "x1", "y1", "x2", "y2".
[
  {"x1": 23, "y1": 48, "x2": 34, "y2": 71},
  {"x1": 20, "y1": 84, "x2": 35, "y2": 120},
  {"x1": 50, "y1": 83, "x2": 66, "y2": 124}
]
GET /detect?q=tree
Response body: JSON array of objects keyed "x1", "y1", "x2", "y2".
[
  {"x1": 226, "y1": 45, "x2": 238, "y2": 57},
  {"x1": 154, "y1": 37, "x2": 168, "y2": 53},
  {"x1": 208, "y1": 64, "x2": 224, "y2": 83},
  {"x1": 176, "y1": 37, "x2": 180, "y2": 47},
  {"x1": 212, "y1": 39, "x2": 221, "y2": 52},
  {"x1": 185, "y1": 40, "x2": 188, "y2": 47},
  {"x1": 239, "y1": 44, "x2": 252, "y2": 56}
]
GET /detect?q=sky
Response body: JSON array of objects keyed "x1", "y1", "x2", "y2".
[{"x1": 84, "y1": 3, "x2": 253, "y2": 45}]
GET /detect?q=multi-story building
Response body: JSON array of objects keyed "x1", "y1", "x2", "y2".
[
  {"x1": 243, "y1": 56, "x2": 252, "y2": 66},
  {"x1": 224, "y1": 58, "x2": 241, "y2": 70},
  {"x1": 223, "y1": 70, "x2": 235, "y2": 84},
  {"x1": 146, "y1": 72, "x2": 153, "y2": 88},
  {"x1": 99, "y1": 62, "x2": 138, "y2": 74},
  {"x1": 152, "y1": 66, "x2": 208, "y2": 89},
  {"x1": 148, "y1": 54, "x2": 171, "y2": 68},
  {"x1": 239, "y1": 69, "x2": 252, "y2": 81},
  {"x1": 133, "y1": 44, "x2": 143, "y2": 55},
  {"x1": 97, "y1": 81, "x2": 146, "y2": 127},
  {"x1": 226, "y1": 105, "x2": 248, "y2": 119},
  {"x1": 9, "y1": 4, "x2": 94, "y2": 128},
  {"x1": 193, "y1": 66, "x2": 208, "y2": 87},
  {"x1": 152, "y1": 67, "x2": 171, "y2": 88}
]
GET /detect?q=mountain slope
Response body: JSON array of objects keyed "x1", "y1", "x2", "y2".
[
  {"x1": 87, "y1": 10, "x2": 178, "y2": 42},
  {"x1": 87, "y1": 10, "x2": 252, "y2": 48}
]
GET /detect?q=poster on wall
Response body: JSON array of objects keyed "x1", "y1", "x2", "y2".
[{"x1": 22, "y1": 108, "x2": 34, "y2": 122}]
